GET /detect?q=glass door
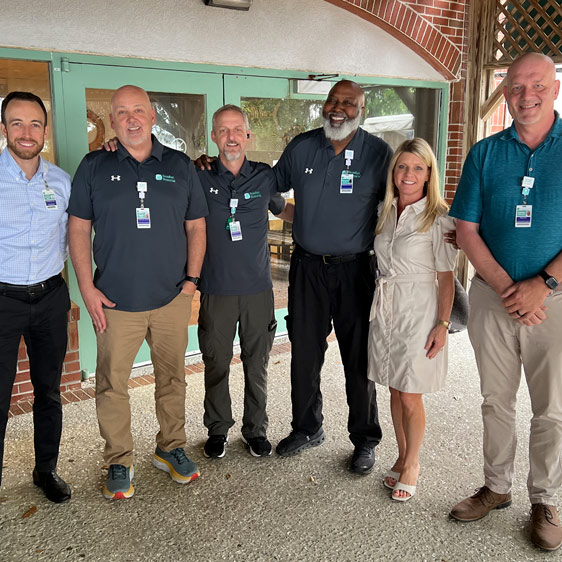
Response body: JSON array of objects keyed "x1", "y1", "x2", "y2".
[{"x1": 58, "y1": 63, "x2": 223, "y2": 375}]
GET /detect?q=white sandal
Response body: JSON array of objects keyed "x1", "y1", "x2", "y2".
[
  {"x1": 392, "y1": 481, "x2": 417, "y2": 502},
  {"x1": 383, "y1": 470, "x2": 401, "y2": 490}
]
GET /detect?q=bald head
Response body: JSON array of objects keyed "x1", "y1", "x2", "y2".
[
  {"x1": 322, "y1": 80, "x2": 365, "y2": 142},
  {"x1": 503, "y1": 53, "x2": 560, "y2": 131},
  {"x1": 109, "y1": 85, "x2": 155, "y2": 156}
]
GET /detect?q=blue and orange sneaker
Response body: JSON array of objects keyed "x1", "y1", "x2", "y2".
[
  {"x1": 103, "y1": 464, "x2": 134, "y2": 500},
  {"x1": 152, "y1": 447, "x2": 200, "y2": 484}
]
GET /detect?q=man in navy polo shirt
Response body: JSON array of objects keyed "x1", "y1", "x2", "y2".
[
  {"x1": 68, "y1": 85, "x2": 207, "y2": 500},
  {"x1": 449, "y1": 53, "x2": 562, "y2": 551},
  {"x1": 197, "y1": 105, "x2": 293, "y2": 459},
  {"x1": 274, "y1": 80, "x2": 393, "y2": 475}
]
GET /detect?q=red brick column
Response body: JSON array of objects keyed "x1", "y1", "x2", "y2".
[{"x1": 10, "y1": 301, "x2": 82, "y2": 404}]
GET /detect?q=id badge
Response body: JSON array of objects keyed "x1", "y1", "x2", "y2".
[
  {"x1": 229, "y1": 220, "x2": 243, "y2": 241},
  {"x1": 340, "y1": 171, "x2": 353, "y2": 194},
  {"x1": 515, "y1": 204, "x2": 532, "y2": 228},
  {"x1": 136, "y1": 207, "x2": 151, "y2": 229},
  {"x1": 42, "y1": 189, "x2": 58, "y2": 210}
]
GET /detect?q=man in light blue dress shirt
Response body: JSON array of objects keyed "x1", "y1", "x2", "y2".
[{"x1": 0, "y1": 92, "x2": 72, "y2": 503}]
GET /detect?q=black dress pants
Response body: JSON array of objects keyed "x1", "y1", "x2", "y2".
[
  {"x1": 286, "y1": 248, "x2": 382, "y2": 447},
  {"x1": 0, "y1": 279, "x2": 70, "y2": 486}
]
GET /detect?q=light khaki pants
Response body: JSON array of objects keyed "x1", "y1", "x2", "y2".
[
  {"x1": 468, "y1": 277, "x2": 562, "y2": 504},
  {"x1": 95, "y1": 292, "x2": 193, "y2": 466}
]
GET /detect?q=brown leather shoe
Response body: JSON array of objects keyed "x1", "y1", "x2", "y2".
[
  {"x1": 531, "y1": 504, "x2": 562, "y2": 551},
  {"x1": 450, "y1": 486, "x2": 512, "y2": 521}
]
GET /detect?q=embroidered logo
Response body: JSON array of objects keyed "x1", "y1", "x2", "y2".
[
  {"x1": 155, "y1": 174, "x2": 176, "y2": 182},
  {"x1": 111, "y1": 175, "x2": 121, "y2": 181},
  {"x1": 210, "y1": 188, "x2": 219, "y2": 195},
  {"x1": 304, "y1": 168, "x2": 313, "y2": 174},
  {"x1": 244, "y1": 191, "x2": 262, "y2": 200}
]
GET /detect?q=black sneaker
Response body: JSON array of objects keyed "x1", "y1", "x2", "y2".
[
  {"x1": 350, "y1": 444, "x2": 375, "y2": 475},
  {"x1": 241, "y1": 436, "x2": 272, "y2": 457},
  {"x1": 276, "y1": 428, "x2": 325, "y2": 457},
  {"x1": 204, "y1": 435, "x2": 228, "y2": 458}
]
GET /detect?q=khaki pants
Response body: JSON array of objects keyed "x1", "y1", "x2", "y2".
[
  {"x1": 468, "y1": 277, "x2": 562, "y2": 504},
  {"x1": 95, "y1": 292, "x2": 193, "y2": 466}
]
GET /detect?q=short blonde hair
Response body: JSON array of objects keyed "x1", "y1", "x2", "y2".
[{"x1": 376, "y1": 137, "x2": 448, "y2": 234}]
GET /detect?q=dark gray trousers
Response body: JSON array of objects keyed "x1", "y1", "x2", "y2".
[{"x1": 198, "y1": 290, "x2": 276, "y2": 439}]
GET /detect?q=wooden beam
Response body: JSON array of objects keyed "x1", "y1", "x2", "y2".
[{"x1": 479, "y1": 77, "x2": 506, "y2": 122}]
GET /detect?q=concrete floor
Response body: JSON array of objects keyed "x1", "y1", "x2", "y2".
[{"x1": 0, "y1": 332, "x2": 557, "y2": 562}]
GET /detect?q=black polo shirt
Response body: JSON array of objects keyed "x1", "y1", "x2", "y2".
[
  {"x1": 274, "y1": 127, "x2": 392, "y2": 255},
  {"x1": 68, "y1": 137, "x2": 208, "y2": 312},
  {"x1": 197, "y1": 158, "x2": 285, "y2": 296}
]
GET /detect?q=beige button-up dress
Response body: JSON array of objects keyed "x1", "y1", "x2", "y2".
[{"x1": 367, "y1": 197, "x2": 457, "y2": 393}]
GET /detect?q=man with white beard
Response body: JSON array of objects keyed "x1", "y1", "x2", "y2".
[{"x1": 274, "y1": 80, "x2": 393, "y2": 475}]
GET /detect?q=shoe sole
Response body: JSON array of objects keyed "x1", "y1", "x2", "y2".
[
  {"x1": 350, "y1": 464, "x2": 375, "y2": 475},
  {"x1": 152, "y1": 455, "x2": 200, "y2": 484},
  {"x1": 103, "y1": 467, "x2": 135, "y2": 500},
  {"x1": 276, "y1": 432, "x2": 325, "y2": 457},
  {"x1": 449, "y1": 500, "x2": 512, "y2": 522},
  {"x1": 531, "y1": 536, "x2": 562, "y2": 552},
  {"x1": 241, "y1": 436, "x2": 272, "y2": 458}
]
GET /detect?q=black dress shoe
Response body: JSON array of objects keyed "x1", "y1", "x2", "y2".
[
  {"x1": 350, "y1": 445, "x2": 375, "y2": 475},
  {"x1": 32, "y1": 469, "x2": 71, "y2": 503}
]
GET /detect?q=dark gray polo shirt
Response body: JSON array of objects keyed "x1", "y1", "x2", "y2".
[
  {"x1": 68, "y1": 137, "x2": 208, "y2": 312},
  {"x1": 197, "y1": 158, "x2": 285, "y2": 296},
  {"x1": 274, "y1": 127, "x2": 392, "y2": 255}
]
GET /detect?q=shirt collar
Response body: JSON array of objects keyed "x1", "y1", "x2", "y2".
[
  {"x1": 320, "y1": 126, "x2": 365, "y2": 161},
  {"x1": 0, "y1": 147, "x2": 46, "y2": 182},
  {"x1": 116, "y1": 134, "x2": 163, "y2": 162},
  {"x1": 213, "y1": 156, "x2": 251, "y2": 179},
  {"x1": 502, "y1": 110, "x2": 562, "y2": 142},
  {"x1": 392, "y1": 195, "x2": 427, "y2": 215}
]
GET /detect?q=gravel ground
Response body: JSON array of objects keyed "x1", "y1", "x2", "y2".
[{"x1": 0, "y1": 331, "x2": 557, "y2": 562}]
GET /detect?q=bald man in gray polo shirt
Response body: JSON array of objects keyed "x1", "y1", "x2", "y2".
[{"x1": 275, "y1": 80, "x2": 392, "y2": 475}]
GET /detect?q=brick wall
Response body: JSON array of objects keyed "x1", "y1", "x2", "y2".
[
  {"x1": 325, "y1": 0, "x2": 470, "y2": 203},
  {"x1": 10, "y1": 301, "x2": 82, "y2": 405}
]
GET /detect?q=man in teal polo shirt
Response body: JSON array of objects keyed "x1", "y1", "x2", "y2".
[{"x1": 449, "y1": 53, "x2": 562, "y2": 551}]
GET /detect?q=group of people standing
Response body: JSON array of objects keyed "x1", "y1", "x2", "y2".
[{"x1": 0, "y1": 51, "x2": 561, "y2": 552}]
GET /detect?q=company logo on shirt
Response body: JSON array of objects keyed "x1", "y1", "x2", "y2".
[
  {"x1": 111, "y1": 175, "x2": 121, "y2": 181},
  {"x1": 209, "y1": 188, "x2": 219, "y2": 195},
  {"x1": 155, "y1": 174, "x2": 176, "y2": 182},
  {"x1": 304, "y1": 168, "x2": 313, "y2": 174},
  {"x1": 244, "y1": 191, "x2": 262, "y2": 200}
]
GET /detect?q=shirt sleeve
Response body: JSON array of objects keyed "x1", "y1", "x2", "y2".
[
  {"x1": 432, "y1": 214, "x2": 458, "y2": 272},
  {"x1": 267, "y1": 170, "x2": 286, "y2": 215},
  {"x1": 68, "y1": 156, "x2": 94, "y2": 220},
  {"x1": 185, "y1": 161, "x2": 209, "y2": 220},
  {"x1": 449, "y1": 144, "x2": 483, "y2": 223},
  {"x1": 273, "y1": 140, "x2": 294, "y2": 193}
]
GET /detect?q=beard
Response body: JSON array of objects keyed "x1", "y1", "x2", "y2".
[
  {"x1": 322, "y1": 112, "x2": 362, "y2": 141},
  {"x1": 223, "y1": 147, "x2": 242, "y2": 161},
  {"x1": 6, "y1": 136, "x2": 44, "y2": 161}
]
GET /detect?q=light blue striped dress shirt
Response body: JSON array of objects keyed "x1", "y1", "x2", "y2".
[{"x1": 0, "y1": 148, "x2": 71, "y2": 284}]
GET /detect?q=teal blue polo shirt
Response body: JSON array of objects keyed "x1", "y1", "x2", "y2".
[{"x1": 450, "y1": 113, "x2": 562, "y2": 282}]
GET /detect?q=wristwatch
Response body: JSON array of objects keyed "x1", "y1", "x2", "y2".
[
  {"x1": 539, "y1": 270, "x2": 559, "y2": 290},
  {"x1": 437, "y1": 319, "x2": 451, "y2": 329},
  {"x1": 185, "y1": 275, "x2": 200, "y2": 287}
]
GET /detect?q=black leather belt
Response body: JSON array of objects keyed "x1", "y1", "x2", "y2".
[
  {"x1": 295, "y1": 245, "x2": 372, "y2": 265},
  {"x1": 0, "y1": 273, "x2": 63, "y2": 295}
]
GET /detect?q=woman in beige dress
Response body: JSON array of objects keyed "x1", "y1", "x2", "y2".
[{"x1": 367, "y1": 138, "x2": 457, "y2": 502}]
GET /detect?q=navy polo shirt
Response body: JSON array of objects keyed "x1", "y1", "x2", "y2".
[
  {"x1": 450, "y1": 114, "x2": 562, "y2": 282},
  {"x1": 274, "y1": 127, "x2": 392, "y2": 255},
  {"x1": 197, "y1": 158, "x2": 285, "y2": 296},
  {"x1": 69, "y1": 137, "x2": 208, "y2": 311}
]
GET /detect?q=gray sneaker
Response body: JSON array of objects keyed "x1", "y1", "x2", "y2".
[
  {"x1": 103, "y1": 464, "x2": 134, "y2": 500},
  {"x1": 276, "y1": 428, "x2": 325, "y2": 457},
  {"x1": 152, "y1": 447, "x2": 200, "y2": 484}
]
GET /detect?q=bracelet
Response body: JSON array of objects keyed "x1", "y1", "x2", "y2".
[{"x1": 437, "y1": 319, "x2": 451, "y2": 328}]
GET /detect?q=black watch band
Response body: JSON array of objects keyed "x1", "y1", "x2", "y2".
[
  {"x1": 185, "y1": 275, "x2": 200, "y2": 287},
  {"x1": 539, "y1": 270, "x2": 559, "y2": 290}
]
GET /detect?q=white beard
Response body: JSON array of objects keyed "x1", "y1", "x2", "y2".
[{"x1": 322, "y1": 112, "x2": 362, "y2": 141}]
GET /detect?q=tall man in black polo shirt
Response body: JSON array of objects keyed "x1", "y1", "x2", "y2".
[
  {"x1": 69, "y1": 85, "x2": 207, "y2": 499},
  {"x1": 197, "y1": 105, "x2": 293, "y2": 459},
  {"x1": 275, "y1": 80, "x2": 392, "y2": 474}
]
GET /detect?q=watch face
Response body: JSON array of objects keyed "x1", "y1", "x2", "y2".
[{"x1": 546, "y1": 277, "x2": 558, "y2": 290}]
